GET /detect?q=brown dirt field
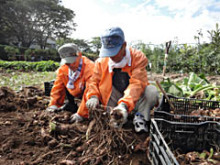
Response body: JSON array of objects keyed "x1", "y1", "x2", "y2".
[
  {"x1": 0, "y1": 86, "x2": 151, "y2": 165},
  {"x1": 1, "y1": 72, "x2": 219, "y2": 165}
]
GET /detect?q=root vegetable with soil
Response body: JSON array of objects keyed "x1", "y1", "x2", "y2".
[{"x1": 0, "y1": 86, "x2": 150, "y2": 165}]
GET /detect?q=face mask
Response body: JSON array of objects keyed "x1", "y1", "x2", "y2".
[
  {"x1": 109, "y1": 56, "x2": 128, "y2": 68},
  {"x1": 108, "y1": 46, "x2": 131, "y2": 72}
]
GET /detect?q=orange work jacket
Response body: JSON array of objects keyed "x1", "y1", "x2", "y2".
[
  {"x1": 82, "y1": 48, "x2": 149, "y2": 117},
  {"x1": 49, "y1": 56, "x2": 94, "y2": 116}
]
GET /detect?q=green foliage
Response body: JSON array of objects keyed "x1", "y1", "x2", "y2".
[
  {"x1": 152, "y1": 47, "x2": 164, "y2": 73},
  {"x1": 0, "y1": 45, "x2": 8, "y2": 60},
  {"x1": 4, "y1": 46, "x2": 20, "y2": 60},
  {"x1": 208, "y1": 23, "x2": 220, "y2": 51},
  {"x1": 0, "y1": 60, "x2": 59, "y2": 71},
  {"x1": 160, "y1": 72, "x2": 220, "y2": 100},
  {"x1": 160, "y1": 78, "x2": 183, "y2": 96},
  {"x1": 24, "y1": 48, "x2": 59, "y2": 61},
  {"x1": 130, "y1": 23, "x2": 220, "y2": 75},
  {"x1": 4, "y1": 46, "x2": 20, "y2": 55}
]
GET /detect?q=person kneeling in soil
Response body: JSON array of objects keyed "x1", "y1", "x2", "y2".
[
  {"x1": 73, "y1": 27, "x2": 159, "y2": 132},
  {"x1": 46, "y1": 43, "x2": 94, "y2": 121}
]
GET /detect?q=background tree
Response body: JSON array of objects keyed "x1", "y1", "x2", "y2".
[
  {"x1": 0, "y1": 0, "x2": 12, "y2": 44},
  {"x1": 0, "y1": 0, "x2": 76, "y2": 49},
  {"x1": 71, "y1": 39, "x2": 91, "y2": 52},
  {"x1": 31, "y1": 0, "x2": 76, "y2": 49},
  {"x1": 206, "y1": 23, "x2": 220, "y2": 74},
  {"x1": 56, "y1": 38, "x2": 91, "y2": 52},
  {"x1": 208, "y1": 23, "x2": 220, "y2": 51},
  {"x1": 90, "y1": 37, "x2": 101, "y2": 54}
]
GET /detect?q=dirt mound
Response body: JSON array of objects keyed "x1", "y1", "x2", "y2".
[
  {"x1": 0, "y1": 86, "x2": 150, "y2": 165},
  {"x1": 0, "y1": 86, "x2": 48, "y2": 112}
]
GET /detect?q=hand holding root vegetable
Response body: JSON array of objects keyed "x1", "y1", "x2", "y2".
[
  {"x1": 70, "y1": 113, "x2": 83, "y2": 123},
  {"x1": 46, "y1": 105, "x2": 59, "y2": 112},
  {"x1": 109, "y1": 103, "x2": 128, "y2": 128},
  {"x1": 86, "y1": 96, "x2": 99, "y2": 110}
]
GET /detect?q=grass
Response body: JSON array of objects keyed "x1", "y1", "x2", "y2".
[{"x1": 0, "y1": 70, "x2": 56, "y2": 91}]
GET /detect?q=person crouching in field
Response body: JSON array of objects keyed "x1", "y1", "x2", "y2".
[
  {"x1": 85, "y1": 27, "x2": 159, "y2": 133},
  {"x1": 46, "y1": 43, "x2": 94, "y2": 122}
]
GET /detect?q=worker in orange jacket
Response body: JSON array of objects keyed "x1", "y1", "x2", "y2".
[
  {"x1": 83, "y1": 27, "x2": 159, "y2": 132},
  {"x1": 46, "y1": 43, "x2": 94, "y2": 122}
]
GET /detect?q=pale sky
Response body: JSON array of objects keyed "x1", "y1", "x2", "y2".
[{"x1": 62, "y1": 0, "x2": 220, "y2": 45}]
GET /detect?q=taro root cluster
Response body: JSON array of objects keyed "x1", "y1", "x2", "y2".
[
  {"x1": 190, "y1": 108, "x2": 220, "y2": 117},
  {"x1": 49, "y1": 106, "x2": 149, "y2": 165},
  {"x1": 0, "y1": 86, "x2": 150, "y2": 165}
]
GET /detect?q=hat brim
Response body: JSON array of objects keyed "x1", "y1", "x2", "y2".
[
  {"x1": 60, "y1": 56, "x2": 77, "y2": 65},
  {"x1": 99, "y1": 45, "x2": 122, "y2": 57}
]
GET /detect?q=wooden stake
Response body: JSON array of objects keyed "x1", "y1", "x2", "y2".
[{"x1": 156, "y1": 80, "x2": 175, "y2": 111}]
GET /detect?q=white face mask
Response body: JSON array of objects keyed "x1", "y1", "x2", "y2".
[
  {"x1": 108, "y1": 47, "x2": 131, "y2": 72},
  {"x1": 109, "y1": 56, "x2": 128, "y2": 68}
]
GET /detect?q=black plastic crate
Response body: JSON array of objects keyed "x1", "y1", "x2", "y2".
[
  {"x1": 44, "y1": 80, "x2": 54, "y2": 96},
  {"x1": 148, "y1": 118, "x2": 220, "y2": 165},
  {"x1": 154, "y1": 94, "x2": 220, "y2": 122}
]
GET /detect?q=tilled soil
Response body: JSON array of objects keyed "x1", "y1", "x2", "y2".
[{"x1": 0, "y1": 86, "x2": 150, "y2": 165}]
